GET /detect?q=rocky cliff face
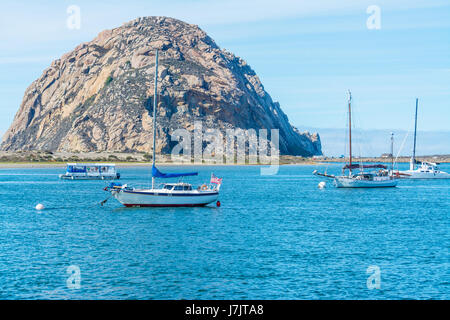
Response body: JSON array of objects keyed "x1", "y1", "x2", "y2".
[{"x1": 1, "y1": 16, "x2": 321, "y2": 156}]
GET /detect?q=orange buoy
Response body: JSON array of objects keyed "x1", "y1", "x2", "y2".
[{"x1": 216, "y1": 201, "x2": 221, "y2": 207}]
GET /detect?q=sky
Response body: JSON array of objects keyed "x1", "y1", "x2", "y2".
[
  {"x1": 304, "y1": 127, "x2": 450, "y2": 157},
  {"x1": 0, "y1": 0, "x2": 449, "y2": 152}
]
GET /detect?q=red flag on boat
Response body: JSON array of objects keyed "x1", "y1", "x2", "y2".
[{"x1": 210, "y1": 173, "x2": 222, "y2": 185}]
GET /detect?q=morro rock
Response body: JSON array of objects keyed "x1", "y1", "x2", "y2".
[{"x1": 1, "y1": 16, "x2": 322, "y2": 156}]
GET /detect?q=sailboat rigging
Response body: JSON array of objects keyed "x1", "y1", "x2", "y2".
[
  {"x1": 105, "y1": 50, "x2": 222, "y2": 206},
  {"x1": 313, "y1": 91, "x2": 397, "y2": 188},
  {"x1": 395, "y1": 98, "x2": 450, "y2": 179}
]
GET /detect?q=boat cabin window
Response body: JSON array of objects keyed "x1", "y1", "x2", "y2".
[
  {"x1": 162, "y1": 184, "x2": 192, "y2": 191},
  {"x1": 173, "y1": 185, "x2": 192, "y2": 191},
  {"x1": 101, "y1": 166, "x2": 115, "y2": 173}
]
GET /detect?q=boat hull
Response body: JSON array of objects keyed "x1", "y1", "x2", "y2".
[
  {"x1": 59, "y1": 174, "x2": 120, "y2": 180},
  {"x1": 112, "y1": 189, "x2": 219, "y2": 207},
  {"x1": 123, "y1": 203, "x2": 208, "y2": 207},
  {"x1": 334, "y1": 177, "x2": 398, "y2": 188},
  {"x1": 398, "y1": 170, "x2": 450, "y2": 179}
]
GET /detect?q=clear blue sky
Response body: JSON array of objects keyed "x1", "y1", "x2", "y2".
[{"x1": 1, "y1": 0, "x2": 449, "y2": 140}]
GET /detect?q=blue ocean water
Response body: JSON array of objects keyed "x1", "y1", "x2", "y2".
[{"x1": 0, "y1": 163, "x2": 448, "y2": 300}]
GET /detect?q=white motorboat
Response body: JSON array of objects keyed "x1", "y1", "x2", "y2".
[
  {"x1": 313, "y1": 91, "x2": 397, "y2": 188},
  {"x1": 396, "y1": 99, "x2": 450, "y2": 179},
  {"x1": 59, "y1": 163, "x2": 120, "y2": 180},
  {"x1": 105, "y1": 50, "x2": 222, "y2": 207}
]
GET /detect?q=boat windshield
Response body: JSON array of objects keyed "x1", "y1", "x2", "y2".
[
  {"x1": 162, "y1": 184, "x2": 192, "y2": 191},
  {"x1": 173, "y1": 185, "x2": 192, "y2": 191}
]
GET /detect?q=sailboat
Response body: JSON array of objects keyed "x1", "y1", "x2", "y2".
[
  {"x1": 313, "y1": 91, "x2": 397, "y2": 188},
  {"x1": 105, "y1": 50, "x2": 222, "y2": 207},
  {"x1": 395, "y1": 99, "x2": 450, "y2": 179}
]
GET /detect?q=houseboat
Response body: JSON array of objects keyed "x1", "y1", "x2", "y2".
[{"x1": 59, "y1": 163, "x2": 120, "y2": 180}]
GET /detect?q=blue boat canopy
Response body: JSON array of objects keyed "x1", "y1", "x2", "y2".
[
  {"x1": 67, "y1": 165, "x2": 86, "y2": 173},
  {"x1": 152, "y1": 165, "x2": 198, "y2": 178}
]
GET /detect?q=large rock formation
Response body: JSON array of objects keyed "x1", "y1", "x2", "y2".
[{"x1": 1, "y1": 16, "x2": 321, "y2": 156}]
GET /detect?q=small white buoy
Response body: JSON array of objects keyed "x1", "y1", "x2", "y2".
[
  {"x1": 318, "y1": 181, "x2": 326, "y2": 189},
  {"x1": 35, "y1": 203, "x2": 45, "y2": 211}
]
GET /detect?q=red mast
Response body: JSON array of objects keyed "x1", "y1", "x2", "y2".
[{"x1": 348, "y1": 90, "x2": 352, "y2": 176}]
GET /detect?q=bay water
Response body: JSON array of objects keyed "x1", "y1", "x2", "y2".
[{"x1": 0, "y1": 163, "x2": 448, "y2": 299}]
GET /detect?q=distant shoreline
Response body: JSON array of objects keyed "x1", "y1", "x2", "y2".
[
  {"x1": 0, "y1": 157, "x2": 449, "y2": 169},
  {"x1": 0, "y1": 162, "x2": 282, "y2": 168},
  {"x1": 0, "y1": 160, "x2": 318, "y2": 169},
  {"x1": 315, "y1": 156, "x2": 450, "y2": 164},
  {"x1": 0, "y1": 151, "x2": 448, "y2": 169}
]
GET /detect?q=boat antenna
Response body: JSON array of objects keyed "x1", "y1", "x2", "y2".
[
  {"x1": 152, "y1": 49, "x2": 159, "y2": 189},
  {"x1": 411, "y1": 98, "x2": 418, "y2": 170},
  {"x1": 348, "y1": 90, "x2": 353, "y2": 175}
]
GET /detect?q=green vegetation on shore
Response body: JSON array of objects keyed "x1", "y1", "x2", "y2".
[{"x1": 0, "y1": 151, "x2": 318, "y2": 165}]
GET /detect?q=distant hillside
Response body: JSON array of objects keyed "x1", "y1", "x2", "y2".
[{"x1": 298, "y1": 126, "x2": 450, "y2": 157}]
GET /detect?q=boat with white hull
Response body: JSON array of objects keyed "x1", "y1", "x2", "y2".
[
  {"x1": 314, "y1": 91, "x2": 397, "y2": 188},
  {"x1": 105, "y1": 50, "x2": 222, "y2": 207},
  {"x1": 108, "y1": 182, "x2": 219, "y2": 207},
  {"x1": 334, "y1": 174, "x2": 397, "y2": 188},
  {"x1": 400, "y1": 161, "x2": 450, "y2": 179},
  {"x1": 395, "y1": 99, "x2": 450, "y2": 179}
]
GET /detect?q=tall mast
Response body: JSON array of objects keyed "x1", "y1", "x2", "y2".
[
  {"x1": 391, "y1": 132, "x2": 394, "y2": 172},
  {"x1": 411, "y1": 98, "x2": 418, "y2": 170},
  {"x1": 348, "y1": 90, "x2": 353, "y2": 175},
  {"x1": 152, "y1": 50, "x2": 159, "y2": 189}
]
